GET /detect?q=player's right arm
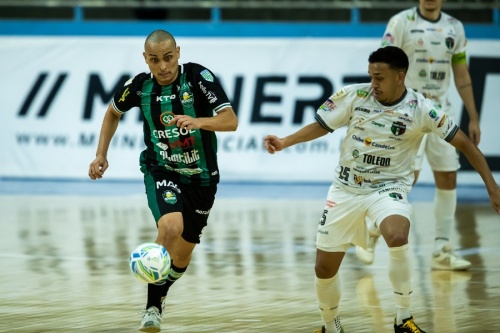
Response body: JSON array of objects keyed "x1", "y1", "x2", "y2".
[
  {"x1": 88, "y1": 75, "x2": 141, "y2": 180},
  {"x1": 264, "y1": 122, "x2": 328, "y2": 154},
  {"x1": 450, "y1": 20, "x2": 481, "y2": 146},
  {"x1": 88, "y1": 104, "x2": 122, "y2": 180},
  {"x1": 264, "y1": 86, "x2": 353, "y2": 154},
  {"x1": 421, "y1": 99, "x2": 500, "y2": 214},
  {"x1": 448, "y1": 129, "x2": 500, "y2": 214}
]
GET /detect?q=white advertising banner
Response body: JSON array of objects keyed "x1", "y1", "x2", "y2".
[{"x1": 1, "y1": 37, "x2": 499, "y2": 184}]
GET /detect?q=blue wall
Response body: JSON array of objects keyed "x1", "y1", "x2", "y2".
[{"x1": 1, "y1": 6, "x2": 499, "y2": 39}]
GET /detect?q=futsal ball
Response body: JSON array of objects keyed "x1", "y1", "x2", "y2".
[{"x1": 129, "y1": 242, "x2": 171, "y2": 284}]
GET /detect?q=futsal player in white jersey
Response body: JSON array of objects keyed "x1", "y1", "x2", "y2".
[
  {"x1": 264, "y1": 46, "x2": 500, "y2": 333},
  {"x1": 356, "y1": 0, "x2": 481, "y2": 270}
]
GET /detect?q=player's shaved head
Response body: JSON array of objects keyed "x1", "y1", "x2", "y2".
[
  {"x1": 142, "y1": 30, "x2": 180, "y2": 86},
  {"x1": 145, "y1": 30, "x2": 176, "y2": 48}
]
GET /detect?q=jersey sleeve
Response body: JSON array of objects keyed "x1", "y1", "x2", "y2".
[
  {"x1": 190, "y1": 63, "x2": 232, "y2": 114},
  {"x1": 381, "y1": 12, "x2": 406, "y2": 47},
  {"x1": 315, "y1": 86, "x2": 353, "y2": 132},
  {"x1": 111, "y1": 74, "x2": 144, "y2": 114},
  {"x1": 420, "y1": 98, "x2": 459, "y2": 142},
  {"x1": 451, "y1": 18, "x2": 467, "y2": 62}
]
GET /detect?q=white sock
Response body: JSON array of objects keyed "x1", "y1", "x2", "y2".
[
  {"x1": 434, "y1": 189, "x2": 456, "y2": 254},
  {"x1": 388, "y1": 244, "x2": 412, "y2": 325},
  {"x1": 315, "y1": 275, "x2": 342, "y2": 333}
]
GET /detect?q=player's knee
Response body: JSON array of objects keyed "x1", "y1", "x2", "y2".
[
  {"x1": 434, "y1": 171, "x2": 457, "y2": 189},
  {"x1": 384, "y1": 231, "x2": 408, "y2": 247},
  {"x1": 157, "y1": 217, "x2": 183, "y2": 239},
  {"x1": 315, "y1": 262, "x2": 338, "y2": 279}
]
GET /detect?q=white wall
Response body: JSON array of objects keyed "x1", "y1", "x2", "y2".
[{"x1": 1, "y1": 37, "x2": 499, "y2": 184}]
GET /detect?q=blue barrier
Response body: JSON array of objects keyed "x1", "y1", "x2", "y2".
[{"x1": 1, "y1": 21, "x2": 499, "y2": 38}]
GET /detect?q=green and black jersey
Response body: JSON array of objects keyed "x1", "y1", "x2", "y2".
[{"x1": 112, "y1": 62, "x2": 232, "y2": 186}]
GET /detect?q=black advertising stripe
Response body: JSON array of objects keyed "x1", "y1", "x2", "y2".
[
  {"x1": 38, "y1": 73, "x2": 67, "y2": 117},
  {"x1": 18, "y1": 72, "x2": 48, "y2": 116}
]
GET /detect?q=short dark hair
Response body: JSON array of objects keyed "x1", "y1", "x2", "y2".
[{"x1": 368, "y1": 46, "x2": 409, "y2": 73}]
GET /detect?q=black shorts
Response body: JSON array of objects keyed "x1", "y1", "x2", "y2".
[{"x1": 142, "y1": 167, "x2": 217, "y2": 244}]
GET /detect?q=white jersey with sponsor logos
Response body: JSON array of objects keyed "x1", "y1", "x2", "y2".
[
  {"x1": 315, "y1": 83, "x2": 458, "y2": 194},
  {"x1": 381, "y1": 7, "x2": 467, "y2": 107}
]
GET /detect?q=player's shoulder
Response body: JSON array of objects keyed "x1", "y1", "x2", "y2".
[
  {"x1": 183, "y1": 62, "x2": 211, "y2": 74},
  {"x1": 183, "y1": 62, "x2": 205, "y2": 71},
  {"x1": 440, "y1": 10, "x2": 464, "y2": 27},
  {"x1": 405, "y1": 87, "x2": 423, "y2": 99},
  {"x1": 405, "y1": 88, "x2": 438, "y2": 111},
  {"x1": 405, "y1": 88, "x2": 427, "y2": 104},
  {"x1": 183, "y1": 62, "x2": 217, "y2": 82},
  {"x1": 346, "y1": 83, "x2": 372, "y2": 98},
  {"x1": 391, "y1": 7, "x2": 417, "y2": 22},
  {"x1": 331, "y1": 83, "x2": 372, "y2": 101},
  {"x1": 125, "y1": 72, "x2": 151, "y2": 87},
  {"x1": 113, "y1": 72, "x2": 150, "y2": 110},
  {"x1": 345, "y1": 83, "x2": 372, "y2": 94},
  {"x1": 115, "y1": 72, "x2": 150, "y2": 95}
]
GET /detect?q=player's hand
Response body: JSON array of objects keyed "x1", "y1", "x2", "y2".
[
  {"x1": 169, "y1": 115, "x2": 202, "y2": 131},
  {"x1": 468, "y1": 120, "x2": 481, "y2": 146},
  {"x1": 489, "y1": 187, "x2": 500, "y2": 215},
  {"x1": 263, "y1": 135, "x2": 284, "y2": 154},
  {"x1": 88, "y1": 155, "x2": 108, "y2": 180}
]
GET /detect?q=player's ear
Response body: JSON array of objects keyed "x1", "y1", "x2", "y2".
[
  {"x1": 176, "y1": 46, "x2": 181, "y2": 60},
  {"x1": 398, "y1": 71, "x2": 406, "y2": 85},
  {"x1": 143, "y1": 52, "x2": 147, "y2": 63}
]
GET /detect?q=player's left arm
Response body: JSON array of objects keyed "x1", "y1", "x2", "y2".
[
  {"x1": 170, "y1": 106, "x2": 238, "y2": 132},
  {"x1": 448, "y1": 129, "x2": 500, "y2": 213},
  {"x1": 452, "y1": 57, "x2": 481, "y2": 145},
  {"x1": 170, "y1": 64, "x2": 238, "y2": 132}
]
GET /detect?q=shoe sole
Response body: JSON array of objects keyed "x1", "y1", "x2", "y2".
[
  {"x1": 139, "y1": 325, "x2": 161, "y2": 333},
  {"x1": 431, "y1": 263, "x2": 471, "y2": 271},
  {"x1": 139, "y1": 328, "x2": 160, "y2": 333}
]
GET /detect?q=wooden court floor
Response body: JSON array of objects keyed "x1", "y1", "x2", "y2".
[{"x1": 0, "y1": 193, "x2": 499, "y2": 333}]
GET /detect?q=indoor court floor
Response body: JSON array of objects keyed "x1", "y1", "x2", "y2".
[{"x1": 0, "y1": 180, "x2": 499, "y2": 333}]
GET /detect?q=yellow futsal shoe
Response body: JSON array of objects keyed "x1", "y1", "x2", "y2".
[{"x1": 394, "y1": 316, "x2": 426, "y2": 333}]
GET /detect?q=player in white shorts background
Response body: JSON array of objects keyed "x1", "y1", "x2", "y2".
[
  {"x1": 264, "y1": 46, "x2": 500, "y2": 333},
  {"x1": 356, "y1": 0, "x2": 482, "y2": 271}
]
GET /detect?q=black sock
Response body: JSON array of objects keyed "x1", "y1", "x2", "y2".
[
  {"x1": 146, "y1": 283, "x2": 164, "y2": 313},
  {"x1": 161, "y1": 262, "x2": 188, "y2": 298}
]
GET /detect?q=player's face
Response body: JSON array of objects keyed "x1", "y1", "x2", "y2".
[
  {"x1": 419, "y1": 0, "x2": 442, "y2": 12},
  {"x1": 143, "y1": 39, "x2": 180, "y2": 86},
  {"x1": 368, "y1": 62, "x2": 405, "y2": 104}
]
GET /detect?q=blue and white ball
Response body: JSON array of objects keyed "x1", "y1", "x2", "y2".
[{"x1": 129, "y1": 243, "x2": 171, "y2": 284}]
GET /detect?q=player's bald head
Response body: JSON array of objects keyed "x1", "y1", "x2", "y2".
[{"x1": 144, "y1": 30, "x2": 176, "y2": 48}]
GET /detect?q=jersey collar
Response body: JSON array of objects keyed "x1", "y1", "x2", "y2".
[
  {"x1": 379, "y1": 89, "x2": 407, "y2": 107},
  {"x1": 416, "y1": 6, "x2": 442, "y2": 23}
]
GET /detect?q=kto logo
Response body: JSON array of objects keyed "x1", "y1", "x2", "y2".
[{"x1": 156, "y1": 94, "x2": 176, "y2": 102}]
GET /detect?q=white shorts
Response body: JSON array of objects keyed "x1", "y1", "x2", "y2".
[
  {"x1": 414, "y1": 105, "x2": 460, "y2": 172},
  {"x1": 316, "y1": 184, "x2": 413, "y2": 252}
]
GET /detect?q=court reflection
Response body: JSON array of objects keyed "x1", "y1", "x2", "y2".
[
  {"x1": 431, "y1": 270, "x2": 472, "y2": 333},
  {"x1": 355, "y1": 273, "x2": 387, "y2": 332},
  {"x1": 191, "y1": 198, "x2": 322, "y2": 293},
  {"x1": 0, "y1": 195, "x2": 498, "y2": 332}
]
